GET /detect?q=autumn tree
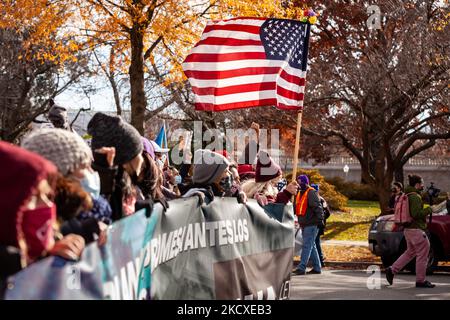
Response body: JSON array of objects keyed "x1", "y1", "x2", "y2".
[
  {"x1": 0, "y1": 0, "x2": 90, "y2": 142},
  {"x1": 304, "y1": 0, "x2": 449, "y2": 212},
  {"x1": 223, "y1": 0, "x2": 449, "y2": 212},
  {"x1": 92, "y1": 45, "x2": 126, "y2": 116},
  {"x1": 73, "y1": 0, "x2": 216, "y2": 134},
  {"x1": 160, "y1": 0, "x2": 450, "y2": 214},
  {"x1": 74, "y1": 0, "x2": 310, "y2": 134}
]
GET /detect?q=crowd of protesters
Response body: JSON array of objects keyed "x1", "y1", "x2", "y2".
[
  {"x1": 4, "y1": 105, "x2": 447, "y2": 299},
  {"x1": 4, "y1": 105, "x2": 446, "y2": 299},
  {"x1": 0, "y1": 108, "x2": 340, "y2": 297}
]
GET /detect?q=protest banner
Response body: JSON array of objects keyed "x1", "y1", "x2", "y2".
[{"x1": 5, "y1": 198, "x2": 294, "y2": 300}]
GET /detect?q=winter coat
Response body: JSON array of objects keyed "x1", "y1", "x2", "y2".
[
  {"x1": 318, "y1": 196, "x2": 331, "y2": 235},
  {"x1": 404, "y1": 186, "x2": 432, "y2": 230},
  {"x1": 294, "y1": 188, "x2": 324, "y2": 228},
  {"x1": 92, "y1": 158, "x2": 155, "y2": 220},
  {"x1": 60, "y1": 217, "x2": 100, "y2": 244}
]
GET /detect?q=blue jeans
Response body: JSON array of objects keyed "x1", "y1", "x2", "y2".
[{"x1": 296, "y1": 225, "x2": 322, "y2": 272}]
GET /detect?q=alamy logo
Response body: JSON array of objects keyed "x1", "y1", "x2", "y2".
[
  {"x1": 66, "y1": 265, "x2": 81, "y2": 290},
  {"x1": 366, "y1": 265, "x2": 381, "y2": 290},
  {"x1": 367, "y1": 5, "x2": 381, "y2": 30}
]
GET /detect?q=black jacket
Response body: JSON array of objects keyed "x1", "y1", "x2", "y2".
[
  {"x1": 60, "y1": 217, "x2": 100, "y2": 244},
  {"x1": 295, "y1": 188, "x2": 324, "y2": 228},
  {"x1": 92, "y1": 157, "x2": 123, "y2": 221},
  {"x1": 318, "y1": 197, "x2": 331, "y2": 235},
  {"x1": 0, "y1": 245, "x2": 22, "y2": 298},
  {"x1": 93, "y1": 159, "x2": 157, "y2": 220}
]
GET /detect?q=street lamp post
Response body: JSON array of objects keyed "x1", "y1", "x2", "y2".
[{"x1": 343, "y1": 164, "x2": 349, "y2": 181}]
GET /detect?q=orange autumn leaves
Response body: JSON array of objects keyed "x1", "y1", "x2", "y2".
[
  {"x1": 0, "y1": 0, "x2": 80, "y2": 65},
  {"x1": 0, "y1": 0, "x2": 318, "y2": 84}
]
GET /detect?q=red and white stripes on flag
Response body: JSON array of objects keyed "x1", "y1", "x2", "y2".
[{"x1": 182, "y1": 17, "x2": 311, "y2": 112}]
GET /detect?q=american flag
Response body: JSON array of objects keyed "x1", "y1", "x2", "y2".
[{"x1": 182, "y1": 17, "x2": 311, "y2": 112}]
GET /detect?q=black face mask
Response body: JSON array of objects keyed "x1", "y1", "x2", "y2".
[{"x1": 219, "y1": 175, "x2": 233, "y2": 192}]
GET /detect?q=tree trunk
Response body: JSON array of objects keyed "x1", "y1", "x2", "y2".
[
  {"x1": 373, "y1": 144, "x2": 393, "y2": 215},
  {"x1": 129, "y1": 28, "x2": 146, "y2": 134},
  {"x1": 394, "y1": 166, "x2": 404, "y2": 186},
  {"x1": 377, "y1": 186, "x2": 392, "y2": 215},
  {"x1": 377, "y1": 160, "x2": 394, "y2": 215}
]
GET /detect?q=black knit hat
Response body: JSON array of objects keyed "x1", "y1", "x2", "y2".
[{"x1": 87, "y1": 112, "x2": 143, "y2": 165}]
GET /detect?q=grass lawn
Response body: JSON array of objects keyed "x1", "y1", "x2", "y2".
[
  {"x1": 321, "y1": 245, "x2": 381, "y2": 263},
  {"x1": 323, "y1": 200, "x2": 381, "y2": 241}
]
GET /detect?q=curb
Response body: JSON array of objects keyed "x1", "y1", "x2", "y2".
[
  {"x1": 322, "y1": 261, "x2": 382, "y2": 267},
  {"x1": 293, "y1": 260, "x2": 381, "y2": 267},
  {"x1": 322, "y1": 241, "x2": 368, "y2": 247}
]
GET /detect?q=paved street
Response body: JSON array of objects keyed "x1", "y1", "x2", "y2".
[{"x1": 290, "y1": 269, "x2": 450, "y2": 300}]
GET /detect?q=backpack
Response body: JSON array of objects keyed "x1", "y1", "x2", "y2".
[{"x1": 393, "y1": 193, "x2": 413, "y2": 225}]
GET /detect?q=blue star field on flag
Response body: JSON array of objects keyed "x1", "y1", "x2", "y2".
[{"x1": 260, "y1": 19, "x2": 310, "y2": 71}]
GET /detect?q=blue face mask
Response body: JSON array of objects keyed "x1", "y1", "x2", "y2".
[
  {"x1": 80, "y1": 169, "x2": 101, "y2": 199},
  {"x1": 175, "y1": 175, "x2": 182, "y2": 185}
]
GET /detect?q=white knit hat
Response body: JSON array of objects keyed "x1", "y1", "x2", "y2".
[{"x1": 22, "y1": 128, "x2": 93, "y2": 176}]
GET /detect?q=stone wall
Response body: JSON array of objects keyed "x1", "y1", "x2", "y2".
[{"x1": 279, "y1": 156, "x2": 450, "y2": 191}]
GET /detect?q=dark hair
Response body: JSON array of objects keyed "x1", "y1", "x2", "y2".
[
  {"x1": 137, "y1": 151, "x2": 165, "y2": 202},
  {"x1": 393, "y1": 182, "x2": 403, "y2": 190},
  {"x1": 121, "y1": 170, "x2": 136, "y2": 202},
  {"x1": 54, "y1": 176, "x2": 93, "y2": 221},
  {"x1": 408, "y1": 174, "x2": 422, "y2": 187},
  {"x1": 179, "y1": 163, "x2": 192, "y2": 181}
]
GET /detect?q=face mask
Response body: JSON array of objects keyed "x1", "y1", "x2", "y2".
[
  {"x1": 277, "y1": 179, "x2": 287, "y2": 192},
  {"x1": 175, "y1": 175, "x2": 182, "y2": 185},
  {"x1": 80, "y1": 169, "x2": 101, "y2": 198},
  {"x1": 21, "y1": 204, "x2": 56, "y2": 261},
  {"x1": 220, "y1": 175, "x2": 233, "y2": 192}
]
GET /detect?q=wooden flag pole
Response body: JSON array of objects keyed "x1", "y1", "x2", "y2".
[{"x1": 291, "y1": 111, "x2": 303, "y2": 182}]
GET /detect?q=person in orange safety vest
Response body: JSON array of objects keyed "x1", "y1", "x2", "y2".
[{"x1": 292, "y1": 174, "x2": 324, "y2": 276}]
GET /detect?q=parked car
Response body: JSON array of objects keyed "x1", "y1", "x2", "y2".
[{"x1": 368, "y1": 206, "x2": 450, "y2": 273}]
